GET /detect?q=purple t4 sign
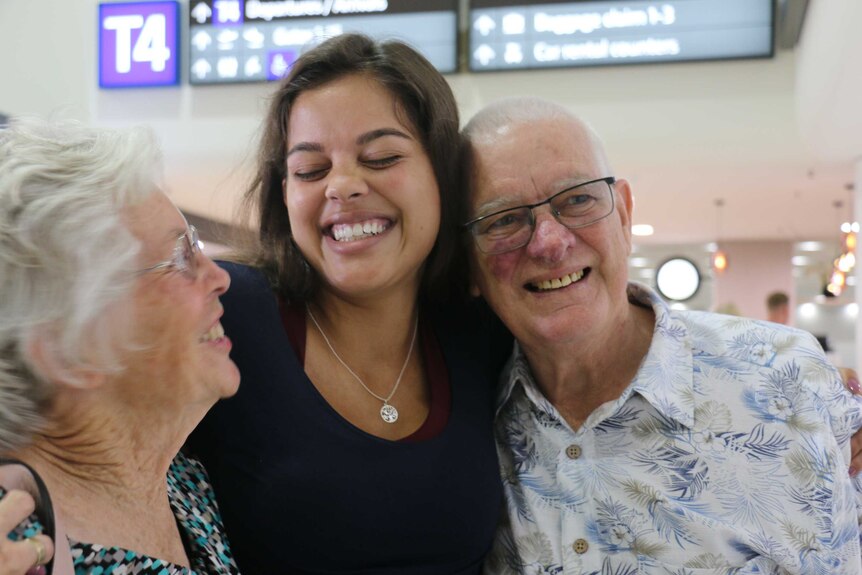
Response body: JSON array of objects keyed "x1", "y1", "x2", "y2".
[{"x1": 99, "y1": 1, "x2": 180, "y2": 88}]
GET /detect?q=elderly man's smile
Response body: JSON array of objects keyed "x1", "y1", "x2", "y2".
[{"x1": 527, "y1": 267, "x2": 590, "y2": 292}]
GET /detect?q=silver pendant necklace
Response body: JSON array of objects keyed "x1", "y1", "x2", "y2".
[{"x1": 306, "y1": 304, "x2": 418, "y2": 424}]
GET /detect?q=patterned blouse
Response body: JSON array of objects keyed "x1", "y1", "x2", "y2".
[
  {"x1": 4, "y1": 452, "x2": 239, "y2": 575},
  {"x1": 487, "y1": 282, "x2": 862, "y2": 575}
]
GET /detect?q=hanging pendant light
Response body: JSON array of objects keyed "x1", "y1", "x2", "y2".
[
  {"x1": 711, "y1": 199, "x2": 728, "y2": 273},
  {"x1": 711, "y1": 250, "x2": 729, "y2": 273},
  {"x1": 825, "y1": 195, "x2": 857, "y2": 297}
]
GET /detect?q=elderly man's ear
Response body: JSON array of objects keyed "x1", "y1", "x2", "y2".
[
  {"x1": 615, "y1": 178, "x2": 634, "y2": 222},
  {"x1": 613, "y1": 178, "x2": 635, "y2": 249}
]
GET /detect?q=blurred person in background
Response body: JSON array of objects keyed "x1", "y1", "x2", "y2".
[{"x1": 766, "y1": 290, "x2": 790, "y2": 325}]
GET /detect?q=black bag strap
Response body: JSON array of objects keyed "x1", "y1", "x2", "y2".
[{"x1": 0, "y1": 457, "x2": 56, "y2": 575}]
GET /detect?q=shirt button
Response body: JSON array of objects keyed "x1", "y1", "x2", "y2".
[
  {"x1": 573, "y1": 538, "x2": 589, "y2": 554},
  {"x1": 565, "y1": 444, "x2": 582, "y2": 459}
]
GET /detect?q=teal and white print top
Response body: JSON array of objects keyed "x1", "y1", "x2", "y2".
[
  {"x1": 69, "y1": 452, "x2": 239, "y2": 574},
  {"x1": 486, "y1": 283, "x2": 862, "y2": 575}
]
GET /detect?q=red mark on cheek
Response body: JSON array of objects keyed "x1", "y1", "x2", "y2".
[{"x1": 486, "y1": 252, "x2": 519, "y2": 283}]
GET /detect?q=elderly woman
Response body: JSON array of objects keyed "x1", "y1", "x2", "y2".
[{"x1": 0, "y1": 118, "x2": 240, "y2": 574}]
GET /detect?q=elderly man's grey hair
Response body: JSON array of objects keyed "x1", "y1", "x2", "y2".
[
  {"x1": 462, "y1": 96, "x2": 579, "y2": 144},
  {"x1": 0, "y1": 117, "x2": 162, "y2": 452},
  {"x1": 462, "y1": 97, "x2": 609, "y2": 163}
]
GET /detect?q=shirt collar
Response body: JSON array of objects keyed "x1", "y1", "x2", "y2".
[{"x1": 495, "y1": 282, "x2": 695, "y2": 429}]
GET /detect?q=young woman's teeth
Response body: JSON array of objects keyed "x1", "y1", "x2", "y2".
[
  {"x1": 200, "y1": 322, "x2": 225, "y2": 343},
  {"x1": 534, "y1": 270, "x2": 585, "y2": 291},
  {"x1": 332, "y1": 220, "x2": 388, "y2": 242}
]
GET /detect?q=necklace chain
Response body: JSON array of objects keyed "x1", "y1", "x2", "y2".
[{"x1": 306, "y1": 304, "x2": 418, "y2": 422}]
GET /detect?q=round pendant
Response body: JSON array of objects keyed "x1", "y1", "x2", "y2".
[{"x1": 380, "y1": 403, "x2": 398, "y2": 424}]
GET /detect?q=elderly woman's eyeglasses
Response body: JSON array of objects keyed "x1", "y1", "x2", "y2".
[
  {"x1": 137, "y1": 225, "x2": 202, "y2": 279},
  {"x1": 463, "y1": 177, "x2": 616, "y2": 255}
]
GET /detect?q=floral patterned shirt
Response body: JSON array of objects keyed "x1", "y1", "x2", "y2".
[
  {"x1": 69, "y1": 452, "x2": 239, "y2": 574},
  {"x1": 486, "y1": 283, "x2": 862, "y2": 575},
  {"x1": 3, "y1": 453, "x2": 239, "y2": 575}
]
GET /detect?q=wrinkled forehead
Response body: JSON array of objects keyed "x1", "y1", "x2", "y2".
[
  {"x1": 468, "y1": 118, "x2": 608, "y2": 212},
  {"x1": 124, "y1": 190, "x2": 189, "y2": 255}
]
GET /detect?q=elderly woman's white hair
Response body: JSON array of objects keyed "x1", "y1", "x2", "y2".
[{"x1": 0, "y1": 117, "x2": 162, "y2": 451}]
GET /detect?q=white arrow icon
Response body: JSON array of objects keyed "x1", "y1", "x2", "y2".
[
  {"x1": 192, "y1": 30, "x2": 212, "y2": 51},
  {"x1": 191, "y1": 2, "x2": 212, "y2": 24},
  {"x1": 192, "y1": 58, "x2": 212, "y2": 79},
  {"x1": 474, "y1": 44, "x2": 496, "y2": 66},
  {"x1": 474, "y1": 15, "x2": 496, "y2": 36},
  {"x1": 243, "y1": 27, "x2": 265, "y2": 49}
]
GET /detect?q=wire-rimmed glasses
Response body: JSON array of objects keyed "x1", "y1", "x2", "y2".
[
  {"x1": 464, "y1": 176, "x2": 616, "y2": 255},
  {"x1": 137, "y1": 225, "x2": 202, "y2": 279}
]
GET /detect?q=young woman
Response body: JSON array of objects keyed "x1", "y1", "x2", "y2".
[{"x1": 188, "y1": 34, "x2": 509, "y2": 574}]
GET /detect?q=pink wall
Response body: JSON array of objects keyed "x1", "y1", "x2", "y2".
[{"x1": 712, "y1": 241, "x2": 794, "y2": 321}]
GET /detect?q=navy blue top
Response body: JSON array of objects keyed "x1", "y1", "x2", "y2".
[{"x1": 189, "y1": 262, "x2": 509, "y2": 574}]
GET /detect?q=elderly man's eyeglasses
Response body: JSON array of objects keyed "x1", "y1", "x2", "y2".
[
  {"x1": 464, "y1": 177, "x2": 616, "y2": 255},
  {"x1": 137, "y1": 225, "x2": 202, "y2": 279}
]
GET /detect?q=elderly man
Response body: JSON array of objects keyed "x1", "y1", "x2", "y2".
[{"x1": 461, "y1": 98, "x2": 862, "y2": 574}]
